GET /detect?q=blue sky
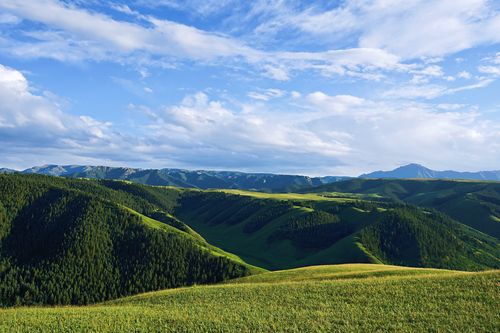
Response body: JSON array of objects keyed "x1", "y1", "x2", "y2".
[{"x1": 0, "y1": 0, "x2": 499, "y2": 176}]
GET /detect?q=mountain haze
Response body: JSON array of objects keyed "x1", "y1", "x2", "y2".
[
  {"x1": 20, "y1": 165, "x2": 349, "y2": 191},
  {"x1": 361, "y1": 163, "x2": 500, "y2": 181}
]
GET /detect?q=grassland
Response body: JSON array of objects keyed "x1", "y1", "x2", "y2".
[
  {"x1": 1, "y1": 264, "x2": 498, "y2": 333},
  {"x1": 217, "y1": 189, "x2": 355, "y2": 201}
]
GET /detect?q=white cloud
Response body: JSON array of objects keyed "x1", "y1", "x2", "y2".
[
  {"x1": 0, "y1": 0, "x2": 254, "y2": 59},
  {"x1": 301, "y1": 92, "x2": 500, "y2": 173},
  {"x1": 1, "y1": 68, "x2": 499, "y2": 174},
  {"x1": 137, "y1": 0, "x2": 236, "y2": 17},
  {"x1": 0, "y1": 13, "x2": 20, "y2": 24},
  {"x1": 262, "y1": 65, "x2": 290, "y2": 81},
  {"x1": 132, "y1": 90, "x2": 500, "y2": 174},
  {"x1": 437, "y1": 103, "x2": 468, "y2": 110},
  {"x1": 416, "y1": 65, "x2": 444, "y2": 77},
  {"x1": 246, "y1": 0, "x2": 500, "y2": 60},
  {"x1": 307, "y1": 92, "x2": 365, "y2": 114},
  {"x1": 248, "y1": 89, "x2": 286, "y2": 101},
  {"x1": 139, "y1": 92, "x2": 352, "y2": 171},
  {"x1": 0, "y1": 0, "x2": 410, "y2": 81},
  {"x1": 458, "y1": 71, "x2": 472, "y2": 79},
  {"x1": 383, "y1": 78, "x2": 495, "y2": 99},
  {"x1": 383, "y1": 84, "x2": 447, "y2": 100},
  {"x1": 478, "y1": 65, "x2": 500, "y2": 76},
  {"x1": 357, "y1": 0, "x2": 499, "y2": 59},
  {"x1": 0, "y1": 63, "x2": 135, "y2": 166},
  {"x1": 448, "y1": 78, "x2": 494, "y2": 93}
]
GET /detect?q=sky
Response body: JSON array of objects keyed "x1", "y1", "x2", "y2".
[{"x1": 0, "y1": 0, "x2": 499, "y2": 176}]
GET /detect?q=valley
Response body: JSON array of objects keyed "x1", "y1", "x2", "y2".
[{"x1": 0, "y1": 174, "x2": 498, "y2": 332}]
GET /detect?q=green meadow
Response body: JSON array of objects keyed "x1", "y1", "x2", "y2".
[{"x1": 1, "y1": 264, "x2": 498, "y2": 333}]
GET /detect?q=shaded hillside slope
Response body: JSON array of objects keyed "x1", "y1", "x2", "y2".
[
  {"x1": 174, "y1": 189, "x2": 499, "y2": 271},
  {"x1": 0, "y1": 175, "x2": 256, "y2": 306}
]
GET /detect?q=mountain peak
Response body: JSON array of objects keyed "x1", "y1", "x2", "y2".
[
  {"x1": 360, "y1": 164, "x2": 500, "y2": 181},
  {"x1": 397, "y1": 163, "x2": 427, "y2": 169}
]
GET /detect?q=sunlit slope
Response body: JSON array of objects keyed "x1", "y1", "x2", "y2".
[
  {"x1": 175, "y1": 189, "x2": 499, "y2": 271},
  {"x1": 2, "y1": 264, "x2": 498, "y2": 333},
  {"x1": 304, "y1": 178, "x2": 500, "y2": 238},
  {"x1": 175, "y1": 190, "x2": 376, "y2": 269}
]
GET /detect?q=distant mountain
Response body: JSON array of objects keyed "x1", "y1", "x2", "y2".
[
  {"x1": 21, "y1": 164, "x2": 350, "y2": 191},
  {"x1": 12, "y1": 163, "x2": 500, "y2": 191},
  {"x1": 0, "y1": 168, "x2": 16, "y2": 174},
  {"x1": 360, "y1": 163, "x2": 500, "y2": 181}
]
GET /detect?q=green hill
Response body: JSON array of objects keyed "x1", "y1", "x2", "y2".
[
  {"x1": 1, "y1": 264, "x2": 498, "y2": 332},
  {"x1": 1, "y1": 174, "x2": 499, "y2": 307},
  {"x1": 0, "y1": 175, "x2": 258, "y2": 306},
  {"x1": 173, "y1": 189, "x2": 499, "y2": 271},
  {"x1": 301, "y1": 178, "x2": 500, "y2": 238}
]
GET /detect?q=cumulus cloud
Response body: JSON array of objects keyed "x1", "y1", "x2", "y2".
[
  {"x1": 0, "y1": 1, "x2": 498, "y2": 174},
  {"x1": 458, "y1": 71, "x2": 472, "y2": 79},
  {"x1": 0, "y1": 64, "x2": 138, "y2": 168},
  {"x1": 128, "y1": 91, "x2": 500, "y2": 174},
  {"x1": 1, "y1": 68, "x2": 499, "y2": 174}
]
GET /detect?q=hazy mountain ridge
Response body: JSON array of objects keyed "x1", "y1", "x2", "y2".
[
  {"x1": 2, "y1": 163, "x2": 499, "y2": 192},
  {"x1": 361, "y1": 163, "x2": 500, "y2": 181},
  {"x1": 18, "y1": 164, "x2": 350, "y2": 191}
]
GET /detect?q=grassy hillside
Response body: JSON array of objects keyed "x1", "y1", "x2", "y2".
[
  {"x1": 174, "y1": 189, "x2": 499, "y2": 271},
  {"x1": 1, "y1": 174, "x2": 498, "y2": 307},
  {"x1": 1, "y1": 264, "x2": 498, "y2": 332},
  {"x1": 0, "y1": 175, "x2": 258, "y2": 306},
  {"x1": 304, "y1": 178, "x2": 500, "y2": 238}
]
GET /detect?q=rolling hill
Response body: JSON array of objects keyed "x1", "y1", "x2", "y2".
[
  {"x1": 0, "y1": 174, "x2": 498, "y2": 307},
  {"x1": 173, "y1": 189, "x2": 499, "y2": 271},
  {"x1": 303, "y1": 178, "x2": 500, "y2": 239},
  {"x1": 1, "y1": 264, "x2": 498, "y2": 332},
  {"x1": 0, "y1": 174, "x2": 258, "y2": 306}
]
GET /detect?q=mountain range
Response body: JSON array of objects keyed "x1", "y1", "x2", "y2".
[
  {"x1": 0, "y1": 163, "x2": 498, "y2": 192},
  {"x1": 15, "y1": 164, "x2": 349, "y2": 191},
  {"x1": 361, "y1": 163, "x2": 500, "y2": 181}
]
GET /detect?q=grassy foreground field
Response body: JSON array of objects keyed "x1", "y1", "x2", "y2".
[{"x1": 1, "y1": 264, "x2": 498, "y2": 333}]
